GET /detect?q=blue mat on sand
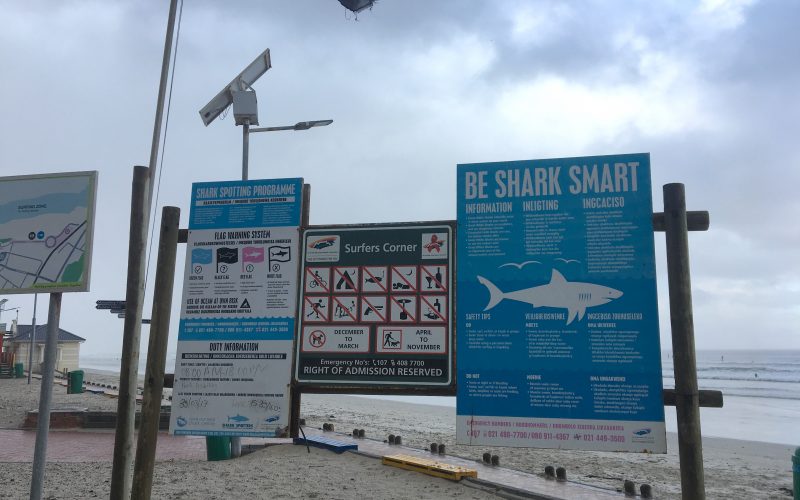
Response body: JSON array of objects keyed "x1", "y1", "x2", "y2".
[{"x1": 293, "y1": 435, "x2": 358, "y2": 453}]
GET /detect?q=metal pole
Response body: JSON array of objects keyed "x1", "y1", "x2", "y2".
[
  {"x1": 146, "y1": 0, "x2": 179, "y2": 211},
  {"x1": 242, "y1": 119, "x2": 250, "y2": 181},
  {"x1": 110, "y1": 166, "x2": 150, "y2": 500},
  {"x1": 29, "y1": 292, "x2": 62, "y2": 500},
  {"x1": 27, "y1": 293, "x2": 37, "y2": 384},
  {"x1": 664, "y1": 183, "x2": 705, "y2": 500},
  {"x1": 110, "y1": 0, "x2": 178, "y2": 494},
  {"x1": 289, "y1": 184, "x2": 311, "y2": 439},
  {"x1": 228, "y1": 117, "x2": 251, "y2": 459},
  {"x1": 131, "y1": 207, "x2": 180, "y2": 500}
]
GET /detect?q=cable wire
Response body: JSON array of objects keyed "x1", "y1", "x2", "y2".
[{"x1": 145, "y1": 0, "x2": 184, "y2": 288}]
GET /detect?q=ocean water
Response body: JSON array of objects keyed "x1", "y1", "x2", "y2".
[{"x1": 80, "y1": 349, "x2": 800, "y2": 445}]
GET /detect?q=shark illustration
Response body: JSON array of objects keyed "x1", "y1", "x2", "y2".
[
  {"x1": 477, "y1": 269, "x2": 623, "y2": 325},
  {"x1": 227, "y1": 414, "x2": 249, "y2": 423}
]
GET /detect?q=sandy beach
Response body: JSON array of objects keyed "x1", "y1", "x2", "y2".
[{"x1": 0, "y1": 374, "x2": 796, "y2": 499}]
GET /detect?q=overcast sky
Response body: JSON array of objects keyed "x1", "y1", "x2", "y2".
[{"x1": 1, "y1": 0, "x2": 798, "y2": 358}]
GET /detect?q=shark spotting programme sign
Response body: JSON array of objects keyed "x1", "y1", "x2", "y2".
[
  {"x1": 170, "y1": 178, "x2": 303, "y2": 438},
  {"x1": 455, "y1": 153, "x2": 666, "y2": 453}
]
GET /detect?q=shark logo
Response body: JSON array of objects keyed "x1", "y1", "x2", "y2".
[{"x1": 477, "y1": 269, "x2": 622, "y2": 325}]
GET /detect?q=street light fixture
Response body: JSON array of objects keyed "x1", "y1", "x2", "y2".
[
  {"x1": 251, "y1": 120, "x2": 333, "y2": 133},
  {"x1": 199, "y1": 49, "x2": 333, "y2": 180}
]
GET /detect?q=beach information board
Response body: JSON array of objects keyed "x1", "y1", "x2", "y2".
[
  {"x1": 170, "y1": 178, "x2": 302, "y2": 437},
  {"x1": 295, "y1": 223, "x2": 454, "y2": 387},
  {"x1": 0, "y1": 171, "x2": 97, "y2": 294},
  {"x1": 455, "y1": 154, "x2": 666, "y2": 452}
]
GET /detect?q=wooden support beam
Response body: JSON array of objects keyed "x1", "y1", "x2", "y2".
[
  {"x1": 652, "y1": 211, "x2": 709, "y2": 232},
  {"x1": 663, "y1": 389, "x2": 723, "y2": 408}
]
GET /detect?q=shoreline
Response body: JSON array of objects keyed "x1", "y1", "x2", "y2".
[{"x1": 80, "y1": 366, "x2": 800, "y2": 448}]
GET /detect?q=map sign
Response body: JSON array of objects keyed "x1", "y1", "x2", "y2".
[
  {"x1": 456, "y1": 154, "x2": 666, "y2": 453},
  {"x1": 0, "y1": 171, "x2": 98, "y2": 294},
  {"x1": 170, "y1": 178, "x2": 303, "y2": 437},
  {"x1": 295, "y1": 223, "x2": 454, "y2": 387}
]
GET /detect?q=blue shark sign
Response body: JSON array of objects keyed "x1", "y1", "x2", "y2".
[
  {"x1": 456, "y1": 154, "x2": 666, "y2": 453},
  {"x1": 170, "y1": 178, "x2": 303, "y2": 437}
]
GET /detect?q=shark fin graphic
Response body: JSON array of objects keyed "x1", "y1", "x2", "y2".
[
  {"x1": 550, "y1": 268, "x2": 567, "y2": 284},
  {"x1": 477, "y1": 276, "x2": 505, "y2": 311},
  {"x1": 577, "y1": 306, "x2": 587, "y2": 321},
  {"x1": 566, "y1": 307, "x2": 578, "y2": 325}
]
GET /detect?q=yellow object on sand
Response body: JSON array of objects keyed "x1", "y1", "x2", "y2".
[{"x1": 382, "y1": 454, "x2": 477, "y2": 481}]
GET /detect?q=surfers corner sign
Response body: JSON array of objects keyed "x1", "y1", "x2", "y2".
[
  {"x1": 295, "y1": 222, "x2": 454, "y2": 388},
  {"x1": 170, "y1": 178, "x2": 303, "y2": 437},
  {"x1": 455, "y1": 154, "x2": 666, "y2": 453},
  {"x1": 0, "y1": 171, "x2": 98, "y2": 294}
]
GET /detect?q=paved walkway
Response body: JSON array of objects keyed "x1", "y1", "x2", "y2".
[{"x1": 0, "y1": 429, "x2": 208, "y2": 462}]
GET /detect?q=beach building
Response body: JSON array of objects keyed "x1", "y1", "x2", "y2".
[
  {"x1": 7, "y1": 322, "x2": 85, "y2": 373},
  {"x1": 0, "y1": 323, "x2": 13, "y2": 378}
]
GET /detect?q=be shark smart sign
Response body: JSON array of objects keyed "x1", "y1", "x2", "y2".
[
  {"x1": 456, "y1": 154, "x2": 666, "y2": 453},
  {"x1": 170, "y1": 178, "x2": 302, "y2": 437}
]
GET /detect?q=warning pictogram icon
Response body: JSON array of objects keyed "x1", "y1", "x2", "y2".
[
  {"x1": 305, "y1": 267, "x2": 330, "y2": 293},
  {"x1": 420, "y1": 295, "x2": 446, "y2": 323},
  {"x1": 420, "y1": 265, "x2": 447, "y2": 291},
  {"x1": 308, "y1": 330, "x2": 326, "y2": 348},
  {"x1": 390, "y1": 295, "x2": 416, "y2": 323},
  {"x1": 333, "y1": 267, "x2": 359, "y2": 293},
  {"x1": 391, "y1": 266, "x2": 417, "y2": 292},
  {"x1": 381, "y1": 329, "x2": 402, "y2": 350},
  {"x1": 240, "y1": 298, "x2": 252, "y2": 310},
  {"x1": 360, "y1": 295, "x2": 387, "y2": 322},
  {"x1": 362, "y1": 266, "x2": 388, "y2": 293},
  {"x1": 304, "y1": 296, "x2": 329, "y2": 322},
  {"x1": 332, "y1": 296, "x2": 358, "y2": 322}
]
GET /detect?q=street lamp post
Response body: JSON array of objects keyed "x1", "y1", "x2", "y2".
[
  {"x1": 28, "y1": 295, "x2": 38, "y2": 384},
  {"x1": 200, "y1": 49, "x2": 332, "y2": 459}
]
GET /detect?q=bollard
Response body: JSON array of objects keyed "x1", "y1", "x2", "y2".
[
  {"x1": 544, "y1": 466, "x2": 555, "y2": 479},
  {"x1": 299, "y1": 418, "x2": 306, "y2": 426},
  {"x1": 623, "y1": 480, "x2": 636, "y2": 496},
  {"x1": 491, "y1": 455, "x2": 499, "y2": 466},
  {"x1": 394, "y1": 435, "x2": 402, "y2": 446},
  {"x1": 640, "y1": 483, "x2": 653, "y2": 499},
  {"x1": 482, "y1": 452, "x2": 491, "y2": 464},
  {"x1": 358, "y1": 429, "x2": 365, "y2": 438},
  {"x1": 793, "y1": 448, "x2": 799, "y2": 500},
  {"x1": 438, "y1": 443, "x2": 446, "y2": 455},
  {"x1": 353, "y1": 429, "x2": 359, "y2": 438},
  {"x1": 388, "y1": 434, "x2": 395, "y2": 444},
  {"x1": 555, "y1": 467, "x2": 566, "y2": 482},
  {"x1": 430, "y1": 443, "x2": 438, "y2": 453}
]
